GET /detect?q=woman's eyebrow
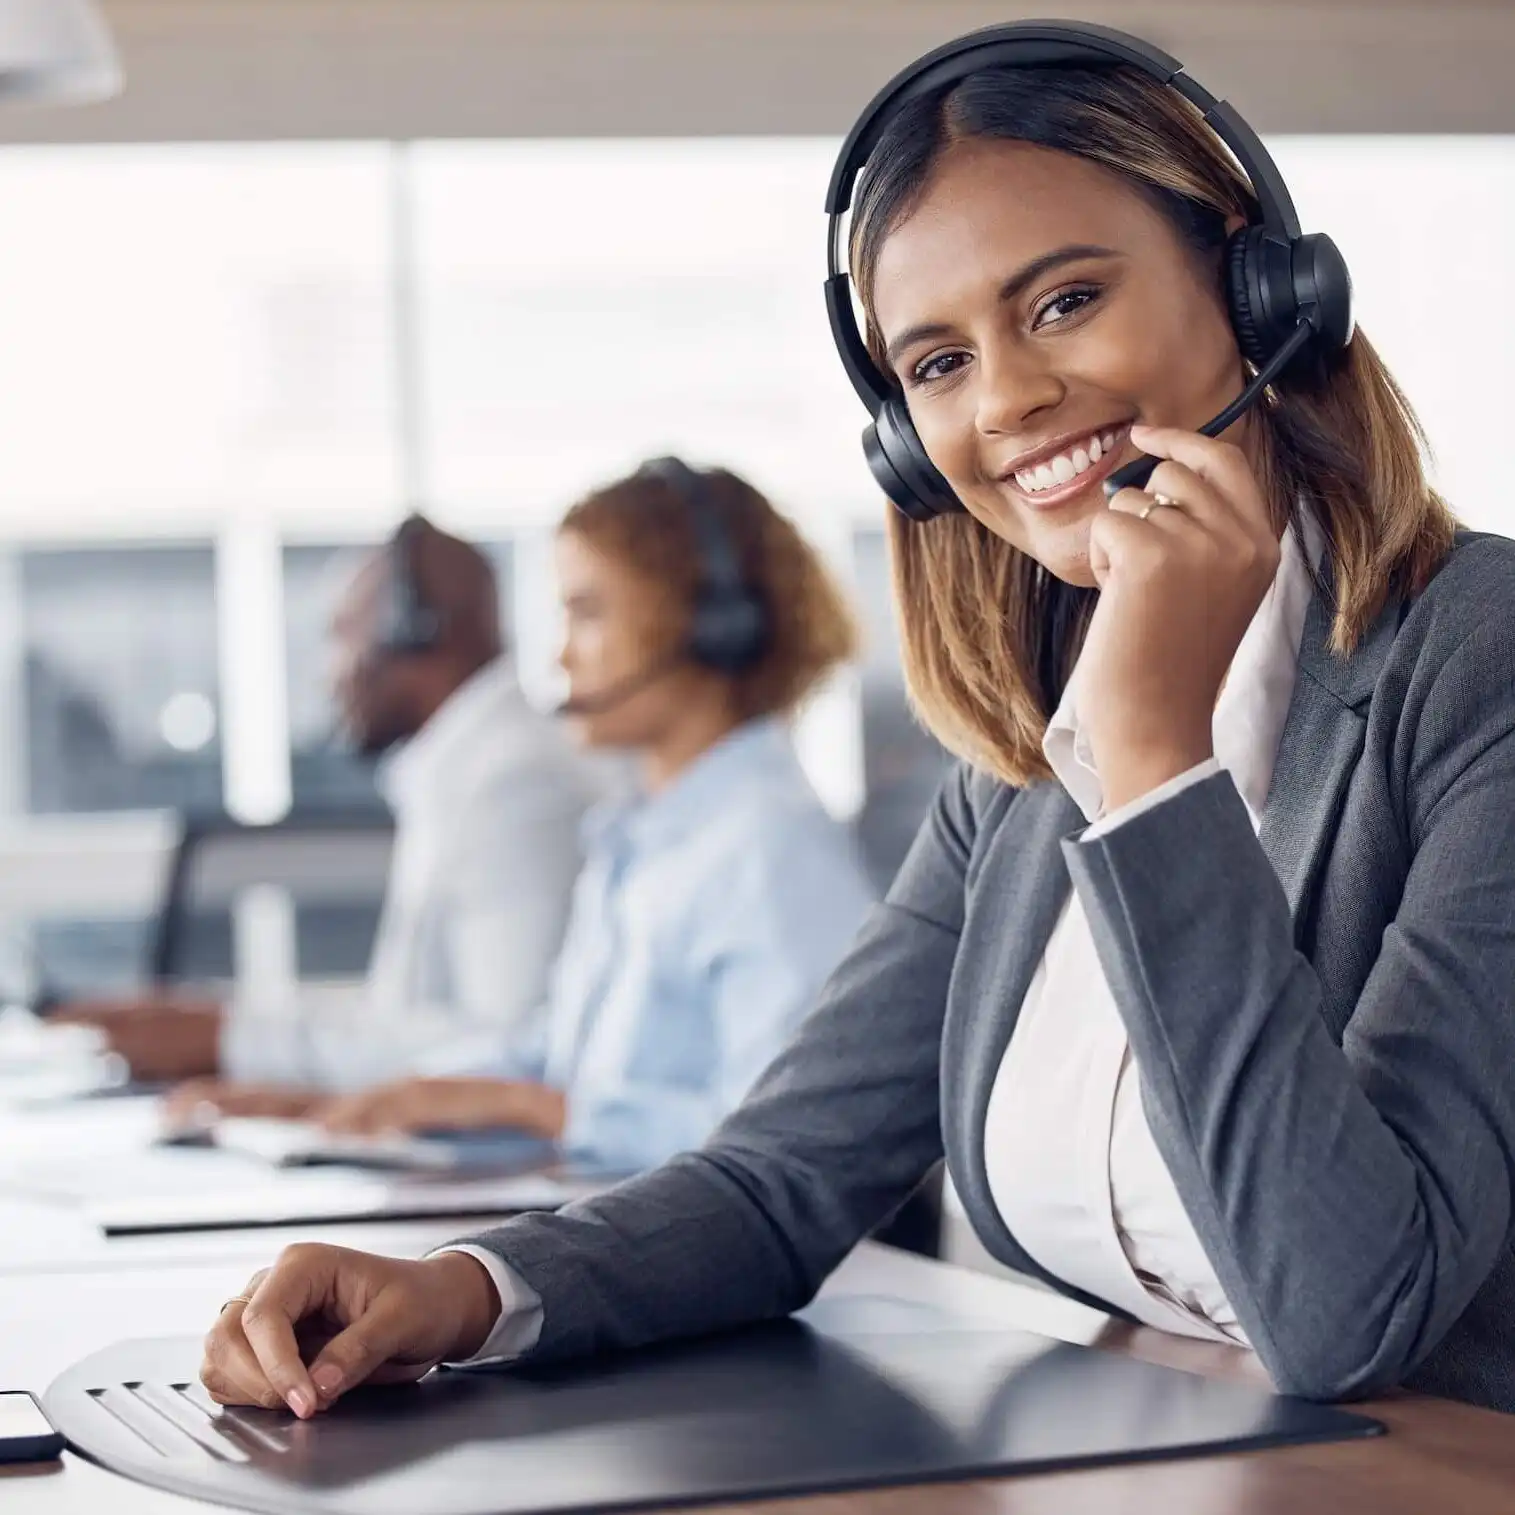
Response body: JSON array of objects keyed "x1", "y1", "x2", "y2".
[{"x1": 883, "y1": 243, "x2": 1121, "y2": 369}]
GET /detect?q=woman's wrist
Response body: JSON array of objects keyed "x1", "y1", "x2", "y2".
[
  {"x1": 424, "y1": 1252, "x2": 501, "y2": 1360},
  {"x1": 1099, "y1": 734, "x2": 1214, "y2": 814}
]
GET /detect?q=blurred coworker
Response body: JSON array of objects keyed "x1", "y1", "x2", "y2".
[
  {"x1": 310, "y1": 459, "x2": 877, "y2": 1172},
  {"x1": 60, "y1": 517, "x2": 593, "y2": 1095}
]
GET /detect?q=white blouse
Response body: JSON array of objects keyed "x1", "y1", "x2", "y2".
[{"x1": 983, "y1": 514, "x2": 1320, "y2": 1345}]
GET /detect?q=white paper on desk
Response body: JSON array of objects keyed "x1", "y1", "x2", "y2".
[{"x1": 87, "y1": 1170, "x2": 601, "y2": 1234}]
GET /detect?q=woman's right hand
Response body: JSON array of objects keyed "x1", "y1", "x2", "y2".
[
  {"x1": 319, "y1": 1077, "x2": 566, "y2": 1139},
  {"x1": 201, "y1": 1245, "x2": 500, "y2": 1417}
]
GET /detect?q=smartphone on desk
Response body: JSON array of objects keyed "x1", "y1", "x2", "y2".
[{"x1": 0, "y1": 1391, "x2": 64, "y2": 1463}]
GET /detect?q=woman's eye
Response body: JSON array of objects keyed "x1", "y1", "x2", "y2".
[
  {"x1": 1033, "y1": 286, "x2": 1101, "y2": 330},
  {"x1": 910, "y1": 351, "x2": 969, "y2": 386}
]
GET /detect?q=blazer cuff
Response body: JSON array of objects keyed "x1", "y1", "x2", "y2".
[
  {"x1": 1061, "y1": 770, "x2": 1282, "y2": 995},
  {"x1": 1081, "y1": 758, "x2": 1222, "y2": 841},
  {"x1": 426, "y1": 1244, "x2": 545, "y2": 1365}
]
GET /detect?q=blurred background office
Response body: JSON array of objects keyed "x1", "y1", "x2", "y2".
[{"x1": 0, "y1": 1, "x2": 1511, "y2": 1134}]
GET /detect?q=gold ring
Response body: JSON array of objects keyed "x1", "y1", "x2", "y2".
[
  {"x1": 1138, "y1": 493, "x2": 1177, "y2": 521},
  {"x1": 220, "y1": 1296, "x2": 254, "y2": 1315}
]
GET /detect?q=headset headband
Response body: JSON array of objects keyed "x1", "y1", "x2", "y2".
[
  {"x1": 824, "y1": 19, "x2": 1301, "y2": 416},
  {"x1": 638, "y1": 456, "x2": 747, "y2": 596}
]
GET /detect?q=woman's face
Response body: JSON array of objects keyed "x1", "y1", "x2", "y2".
[
  {"x1": 870, "y1": 137, "x2": 1247, "y2": 587},
  {"x1": 554, "y1": 528, "x2": 701, "y2": 750}
]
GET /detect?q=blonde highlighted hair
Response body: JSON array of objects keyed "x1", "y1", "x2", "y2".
[{"x1": 851, "y1": 64, "x2": 1456, "y2": 785}]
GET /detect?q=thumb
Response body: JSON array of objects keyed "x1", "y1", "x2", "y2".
[{"x1": 305, "y1": 1296, "x2": 424, "y2": 1402}]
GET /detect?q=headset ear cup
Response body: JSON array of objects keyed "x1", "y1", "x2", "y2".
[
  {"x1": 1292, "y1": 232, "x2": 1354, "y2": 355},
  {"x1": 1225, "y1": 228, "x2": 1272, "y2": 368},
  {"x1": 862, "y1": 422, "x2": 931, "y2": 523},
  {"x1": 870, "y1": 398, "x2": 964, "y2": 522},
  {"x1": 689, "y1": 591, "x2": 769, "y2": 674}
]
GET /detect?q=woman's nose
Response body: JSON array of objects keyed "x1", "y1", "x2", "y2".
[{"x1": 974, "y1": 342, "x2": 1065, "y2": 436}]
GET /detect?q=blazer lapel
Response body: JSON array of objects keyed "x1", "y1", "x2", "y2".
[
  {"x1": 944, "y1": 781, "x2": 1125, "y2": 1305},
  {"x1": 1258, "y1": 577, "x2": 1401, "y2": 929}
]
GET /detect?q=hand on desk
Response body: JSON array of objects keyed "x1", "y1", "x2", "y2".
[
  {"x1": 319, "y1": 1077, "x2": 567, "y2": 1140},
  {"x1": 202, "y1": 1245, "x2": 500, "y2": 1418},
  {"x1": 162, "y1": 1078, "x2": 325, "y2": 1126},
  {"x1": 50, "y1": 996, "x2": 222, "y2": 1081}
]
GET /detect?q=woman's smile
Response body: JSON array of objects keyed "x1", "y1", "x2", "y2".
[{"x1": 994, "y1": 421, "x2": 1134, "y2": 512}]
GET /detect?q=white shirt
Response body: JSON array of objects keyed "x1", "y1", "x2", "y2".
[
  {"x1": 221, "y1": 658, "x2": 597, "y2": 1091},
  {"x1": 984, "y1": 514, "x2": 1320, "y2": 1345}
]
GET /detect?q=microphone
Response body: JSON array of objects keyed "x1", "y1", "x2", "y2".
[
  {"x1": 553, "y1": 654, "x2": 686, "y2": 718},
  {"x1": 1102, "y1": 319, "x2": 1316, "y2": 500}
]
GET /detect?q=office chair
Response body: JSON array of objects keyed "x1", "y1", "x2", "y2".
[{"x1": 148, "y1": 808, "x2": 394, "y2": 984}]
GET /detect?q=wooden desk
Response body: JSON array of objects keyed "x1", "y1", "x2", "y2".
[{"x1": 3, "y1": 1241, "x2": 1513, "y2": 1513}]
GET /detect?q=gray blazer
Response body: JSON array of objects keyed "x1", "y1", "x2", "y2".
[{"x1": 460, "y1": 530, "x2": 1515, "y2": 1414}]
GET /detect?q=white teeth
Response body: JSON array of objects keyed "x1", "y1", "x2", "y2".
[{"x1": 1012, "y1": 427, "x2": 1125, "y2": 495}]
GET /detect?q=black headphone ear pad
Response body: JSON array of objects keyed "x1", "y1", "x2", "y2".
[
  {"x1": 864, "y1": 421, "x2": 932, "y2": 523},
  {"x1": 1224, "y1": 228, "x2": 1271, "y2": 368},
  {"x1": 689, "y1": 590, "x2": 769, "y2": 674},
  {"x1": 871, "y1": 399, "x2": 964, "y2": 522}
]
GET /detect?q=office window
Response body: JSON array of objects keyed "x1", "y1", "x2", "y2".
[
  {"x1": 20, "y1": 546, "x2": 222, "y2": 816},
  {"x1": 410, "y1": 141, "x2": 874, "y2": 527},
  {"x1": 1269, "y1": 137, "x2": 1515, "y2": 533},
  {"x1": 0, "y1": 145, "x2": 399, "y2": 526}
]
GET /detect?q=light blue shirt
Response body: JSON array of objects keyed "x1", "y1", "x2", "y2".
[{"x1": 493, "y1": 716, "x2": 875, "y2": 1172}]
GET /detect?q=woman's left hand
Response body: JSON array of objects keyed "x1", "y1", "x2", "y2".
[
  {"x1": 1078, "y1": 424, "x2": 1280, "y2": 813},
  {"x1": 319, "y1": 1077, "x2": 566, "y2": 1140}
]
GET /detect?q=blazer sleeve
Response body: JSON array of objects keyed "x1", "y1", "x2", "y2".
[
  {"x1": 1065, "y1": 614, "x2": 1515, "y2": 1401},
  {"x1": 446, "y1": 762, "x2": 977, "y2": 1365}
]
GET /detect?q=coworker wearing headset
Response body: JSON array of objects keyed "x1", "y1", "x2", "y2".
[
  {"x1": 206, "y1": 460, "x2": 875, "y2": 1174},
  {"x1": 65, "y1": 518, "x2": 592, "y2": 1096},
  {"x1": 202, "y1": 25, "x2": 1515, "y2": 1417}
]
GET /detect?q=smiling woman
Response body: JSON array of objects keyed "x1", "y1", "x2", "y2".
[{"x1": 196, "y1": 24, "x2": 1515, "y2": 1424}]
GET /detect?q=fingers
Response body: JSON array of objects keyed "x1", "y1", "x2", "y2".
[
  {"x1": 202, "y1": 1305, "x2": 286, "y2": 1412},
  {"x1": 163, "y1": 1078, "x2": 220, "y2": 1127},
  {"x1": 1127, "y1": 426, "x2": 1274, "y2": 537},
  {"x1": 200, "y1": 1268, "x2": 280, "y2": 1410},
  {"x1": 1128, "y1": 425, "x2": 1255, "y2": 498},
  {"x1": 319, "y1": 1088, "x2": 395, "y2": 1135},
  {"x1": 234, "y1": 1251, "x2": 331, "y2": 1418},
  {"x1": 321, "y1": 1081, "x2": 431, "y2": 1135},
  {"x1": 175, "y1": 1083, "x2": 323, "y2": 1121},
  {"x1": 306, "y1": 1295, "x2": 431, "y2": 1404}
]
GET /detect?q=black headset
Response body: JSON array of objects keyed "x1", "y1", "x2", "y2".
[
  {"x1": 638, "y1": 457, "x2": 770, "y2": 675},
  {"x1": 374, "y1": 514, "x2": 443, "y2": 655},
  {"x1": 824, "y1": 19, "x2": 1356, "y2": 522}
]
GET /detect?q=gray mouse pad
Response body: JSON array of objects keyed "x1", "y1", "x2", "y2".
[{"x1": 46, "y1": 1295, "x2": 1382, "y2": 1515}]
